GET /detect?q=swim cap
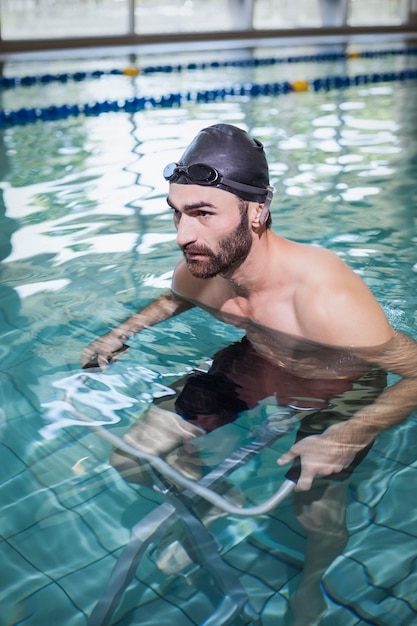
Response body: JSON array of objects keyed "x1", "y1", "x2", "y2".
[{"x1": 166, "y1": 123, "x2": 270, "y2": 203}]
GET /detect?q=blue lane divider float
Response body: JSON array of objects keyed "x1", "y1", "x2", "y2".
[
  {"x1": 0, "y1": 47, "x2": 417, "y2": 91},
  {"x1": 0, "y1": 69, "x2": 123, "y2": 90},
  {"x1": 1, "y1": 68, "x2": 416, "y2": 127}
]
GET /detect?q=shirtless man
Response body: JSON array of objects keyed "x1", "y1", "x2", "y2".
[{"x1": 81, "y1": 123, "x2": 417, "y2": 492}]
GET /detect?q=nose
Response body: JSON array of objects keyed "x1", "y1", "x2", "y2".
[{"x1": 175, "y1": 214, "x2": 197, "y2": 248}]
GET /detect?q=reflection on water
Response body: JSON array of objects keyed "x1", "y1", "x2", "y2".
[{"x1": 0, "y1": 45, "x2": 417, "y2": 625}]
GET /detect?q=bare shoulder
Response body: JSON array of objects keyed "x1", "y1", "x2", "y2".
[
  {"x1": 291, "y1": 242, "x2": 394, "y2": 347},
  {"x1": 286, "y1": 240, "x2": 358, "y2": 289},
  {"x1": 290, "y1": 241, "x2": 366, "y2": 287},
  {"x1": 291, "y1": 240, "x2": 345, "y2": 271}
]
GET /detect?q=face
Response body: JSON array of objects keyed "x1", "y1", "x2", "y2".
[{"x1": 167, "y1": 184, "x2": 252, "y2": 279}]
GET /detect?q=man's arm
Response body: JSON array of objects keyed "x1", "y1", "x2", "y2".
[
  {"x1": 278, "y1": 331, "x2": 417, "y2": 490},
  {"x1": 81, "y1": 291, "x2": 194, "y2": 368}
]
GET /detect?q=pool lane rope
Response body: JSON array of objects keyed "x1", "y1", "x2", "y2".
[
  {"x1": 1, "y1": 46, "x2": 417, "y2": 90},
  {"x1": 1, "y1": 67, "x2": 416, "y2": 127}
]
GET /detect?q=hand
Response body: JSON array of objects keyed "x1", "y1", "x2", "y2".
[
  {"x1": 81, "y1": 331, "x2": 129, "y2": 370},
  {"x1": 277, "y1": 426, "x2": 362, "y2": 491}
]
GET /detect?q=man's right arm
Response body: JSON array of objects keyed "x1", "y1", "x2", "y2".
[{"x1": 80, "y1": 291, "x2": 195, "y2": 368}]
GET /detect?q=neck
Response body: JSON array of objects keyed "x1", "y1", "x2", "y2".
[{"x1": 221, "y1": 229, "x2": 277, "y2": 298}]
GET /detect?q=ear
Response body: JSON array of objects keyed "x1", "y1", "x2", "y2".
[{"x1": 252, "y1": 202, "x2": 266, "y2": 226}]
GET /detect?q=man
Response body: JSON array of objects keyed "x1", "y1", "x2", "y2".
[{"x1": 81, "y1": 123, "x2": 417, "y2": 492}]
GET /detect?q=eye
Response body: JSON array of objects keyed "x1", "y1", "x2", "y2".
[{"x1": 194, "y1": 209, "x2": 213, "y2": 219}]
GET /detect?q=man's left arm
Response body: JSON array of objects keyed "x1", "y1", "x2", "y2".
[{"x1": 278, "y1": 331, "x2": 417, "y2": 490}]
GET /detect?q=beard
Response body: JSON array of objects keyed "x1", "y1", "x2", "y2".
[{"x1": 181, "y1": 210, "x2": 252, "y2": 279}]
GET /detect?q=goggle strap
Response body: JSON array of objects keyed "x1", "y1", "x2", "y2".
[
  {"x1": 221, "y1": 176, "x2": 269, "y2": 196},
  {"x1": 259, "y1": 185, "x2": 274, "y2": 225}
]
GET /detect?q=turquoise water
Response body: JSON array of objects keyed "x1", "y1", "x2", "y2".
[{"x1": 1, "y1": 43, "x2": 417, "y2": 625}]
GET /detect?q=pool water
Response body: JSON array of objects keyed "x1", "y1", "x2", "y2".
[{"x1": 1, "y1": 41, "x2": 417, "y2": 626}]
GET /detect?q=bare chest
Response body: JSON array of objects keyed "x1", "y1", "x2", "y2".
[
  {"x1": 180, "y1": 267, "x2": 302, "y2": 334},
  {"x1": 212, "y1": 289, "x2": 301, "y2": 337}
]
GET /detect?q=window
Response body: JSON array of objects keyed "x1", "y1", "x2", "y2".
[{"x1": 0, "y1": 0, "x2": 411, "y2": 42}]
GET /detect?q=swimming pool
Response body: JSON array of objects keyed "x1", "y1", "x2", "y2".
[{"x1": 1, "y1": 40, "x2": 417, "y2": 626}]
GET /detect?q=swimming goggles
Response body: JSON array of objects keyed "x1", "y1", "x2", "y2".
[
  {"x1": 164, "y1": 162, "x2": 274, "y2": 224},
  {"x1": 163, "y1": 162, "x2": 268, "y2": 197}
]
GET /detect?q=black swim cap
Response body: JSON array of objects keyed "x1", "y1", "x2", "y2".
[{"x1": 169, "y1": 124, "x2": 270, "y2": 203}]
